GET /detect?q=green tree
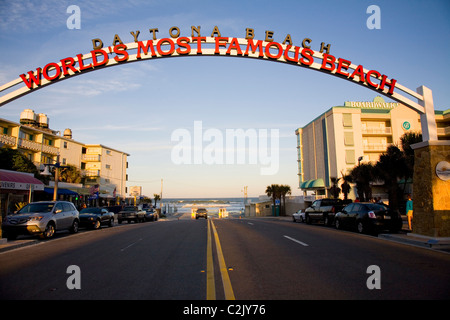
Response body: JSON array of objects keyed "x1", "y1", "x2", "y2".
[
  {"x1": 375, "y1": 145, "x2": 408, "y2": 210},
  {"x1": 329, "y1": 177, "x2": 341, "y2": 199},
  {"x1": 59, "y1": 164, "x2": 82, "y2": 183},
  {"x1": 153, "y1": 193, "x2": 161, "y2": 207},
  {"x1": 265, "y1": 184, "x2": 280, "y2": 216},
  {"x1": 350, "y1": 163, "x2": 376, "y2": 202},
  {"x1": 0, "y1": 147, "x2": 38, "y2": 174},
  {"x1": 279, "y1": 184, "x2": 292, "y2": 216},
  {"x1": 340, "y1": 171, "x2": 352, "y2": 200}
]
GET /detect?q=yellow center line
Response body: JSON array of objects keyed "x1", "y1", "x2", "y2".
[
  {"x1": 206, "y1": 218, "x2": 216, "y2": 300},
  {"x1": 208, "y1": 219, "x2": 236, "y2": 300}
]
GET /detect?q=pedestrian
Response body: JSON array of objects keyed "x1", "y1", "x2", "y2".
[{"x1": 406, "y1": 194, "x2": 413, "y2": 230}]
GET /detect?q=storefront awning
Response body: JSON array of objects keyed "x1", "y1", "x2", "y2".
[
  {"x1": 0, "y1": 169, "x2": 44, "y2": 191},
  {"x1": 300, "y1": 178, "x2": 326, "y2": 190},
  {"x1": 44, "y1": 187, "x2": 78, "y2": 196}
]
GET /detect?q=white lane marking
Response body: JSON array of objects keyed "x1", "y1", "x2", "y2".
[
  {"x1": 120, "y1": 238, "x2": 143, "y2": 251},
  {"x1": 284, "y1": 235, "x2": 309, "y2": 247},
  {"x1": 247, "y1": 222, "x2": 254, "y2": 225}
]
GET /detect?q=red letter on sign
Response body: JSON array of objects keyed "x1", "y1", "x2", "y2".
[
  {"x1": 336, "y1": 58, "x2": 351, "y2": 77},
  {"x1": 350, "y1": 64, "x2": 365, "y2": 83},
  {"x1": 91, "y1": 49, "x2": 109, "y2": 67},
  {"x1": 176, "y1": 37, "x2": 191, "y2": 55},
  {"x1": 366, "y1": 70, "x2": 381, "y2": 88},
  {"x1": 42, "y1": 62, "x2": 61, "y2": 81},
  {"x1": 299, "y1": 48, "x2": 314, "y2": 66},
  {"x1": 226, "y1": 38, "x2": 243, "y2": 56},
  {"x1": 114, "y1": 44, "x2": 129, "y2": 62},
  {"x1": 215, "y1": 37, "x2": 229, "y2": 54},
  {"x1": 20, "y1": 69, "x2": 41, "y2": 89},
  {"x1": 60, "y1": 57, "x2": 78, "y2": 76},
  {"x1": 378, "y1": 75, "x2": 397, "y2": 95},
  {"x1": 320, "y1": 53, "x2": 336, "y2": 71},
  {"x1": 137, "y1": 40, "x2": 156, "y2": 59},
  {"x1": 244, "y1": 39, "x2": 264, "y2": 58}
]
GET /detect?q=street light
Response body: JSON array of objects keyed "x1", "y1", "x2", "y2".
[{"x1": 41, "y1": 154, "x2": 68, "y2": 201}]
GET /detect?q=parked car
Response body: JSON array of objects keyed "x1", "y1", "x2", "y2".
[
  {"x1": 144, "y1": 208, "x2": 159, "y2": 221},
  {"x1": 304, "y1": 198, "x2": 350, "y2": 226},
  {"x1": 195, "y1": 208, "x2": 208, "y2": 219},
  {"x1": 292, "y1": 209, "x2": 305, "y2": 223},
  {"x1": 2, "y1": 201, "x2": 79, "y2": 240},
  {"x1": 334, "y1": 202, "x2": 403, "y2": 234},
  {"x1": 117, "y1": 206, "x2": 146, "y2": 224},
  {"x1": 79, "y1": 207, "x2": 114, "y2": 229}
]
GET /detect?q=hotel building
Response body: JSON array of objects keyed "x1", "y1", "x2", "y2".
[
  {"x1": 0, "y1": 109, "x2": 129, "y2": 201},
  {"x1": 295, "y1": 97, "x2": 449, "y2": 198}
]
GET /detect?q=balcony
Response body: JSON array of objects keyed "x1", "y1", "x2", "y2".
[
  {"x1": 363, "y1": 143, "x2": 392, "y2": 152},
  {"x1": 82, "y1": 154, "x2": 101, "y2": 162},
  {"x1": 361, "y1": 127, "x2": 392, "y2": 135},
  {"x1": 84, "y1": 169, "x2": 100, "y2": 177},
  {"x1": 0, "y1": 133, "x2": 16, "y2": 147},
  {"x1": 17, "y1": 138, "x2": 59, "y2": 155}
]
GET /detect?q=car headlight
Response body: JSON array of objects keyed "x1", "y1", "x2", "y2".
[{"x1": 28, "y1": 216, "x2": 43, "y2": 221}]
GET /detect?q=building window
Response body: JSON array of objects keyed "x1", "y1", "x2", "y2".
[
  {"x1": 64, "y1": 141, "x2": 68, "y2": 149},
  {"x1": 106, "y1": 164, "x2": 111, "y2": 169},
  {"x1": 343, "y1": 113, "x2": 353, "y2": 128},
  {"x1": 345, "y1": 150, "x2": 355, "y2": 164},
  {"x1": 344, "y1": 132, "x2": 354, "y2": 146}
]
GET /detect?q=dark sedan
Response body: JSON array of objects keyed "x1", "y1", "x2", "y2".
[
  {"x1": 334, "y1": 202, "x2": 402, "y2": 234},
  {"x1": 79, "y1": 207, "x2": 114, "y2": 229}
]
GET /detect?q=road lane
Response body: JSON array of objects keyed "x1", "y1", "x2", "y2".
[
  {"x1": 0, "y1": 219, "x2": 208, "y2": 299},
  {"x1": 213, "y1": 218, "x2": 450, "y2": 300}
]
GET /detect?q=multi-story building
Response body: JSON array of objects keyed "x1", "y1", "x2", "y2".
[
  {"x1": 295, "y1": 97, "x2": 449, "y2": 198},
  {"x1": 0, "y1": 109, "x2": 129, "y2": 201}
]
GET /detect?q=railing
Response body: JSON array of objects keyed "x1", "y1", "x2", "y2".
[
  {"x1": 0, "y1": 133, "x2": 16, "y2": 146},
  {"x1": 361, "y1": 127, "x2": 392, "y2": 134},
  {"x1": 17, "y1": 138, "x2": 58, "y2": 154},
  {"x1": 82, "y1": 154, "x2": 101, "y2": 161}
]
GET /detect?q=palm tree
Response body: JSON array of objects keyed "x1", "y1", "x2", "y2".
[
  {"x1": 279, "y1": 184, "x2": 291, "y2": 216},
  {"x1": 375, "y1": 145, "x2": 407, "y2": 210},
  {"x1": 265, "y1": 184, "x2": 280, "y2": 216},
  {"x1": 350, "y1": 162, "x2": 376, "y2": 202},
  {"x1": 340, "y1": 171, "x2": 352, "y2": 200},
  {"x1": 329, "y1": 177, "x2": 341, "y2": 199},
  {"x1": 153, "y1": 193, "x2": 161, "y2": 208},
  {"x1": 59, "y1": 165, "x2": 82, "y2": 184}
]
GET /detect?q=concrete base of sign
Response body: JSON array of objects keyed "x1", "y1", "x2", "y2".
[{"x1": 411, "y1": 140, "x2": 450, "y2": 237}]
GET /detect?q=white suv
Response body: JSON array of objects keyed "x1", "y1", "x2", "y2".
[{"x1": 2, "y1": 201, "x2": 80, "y2": 240}]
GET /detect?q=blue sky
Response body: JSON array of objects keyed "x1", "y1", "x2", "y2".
[{"x1": 0, "y1": 0, "x2": 449, "y2": 198}]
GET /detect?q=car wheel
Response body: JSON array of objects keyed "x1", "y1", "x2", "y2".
[
  {"x1": 108, "y1": 218, "x2": 114, "y2": 227},
  {"x1": 70, "y1": 220, "x2": 79, "y2": 233},
  {"x1": 335, "y1": 219, "x2": 341, "y2": 230},
  {"x1": 42, "y1": 223, "x2": 55, "y2": 239},
  {"x1": 305, "y1": 215, "x2": 311, "y2": 224},
  {"x1": 356, "y1": 220, "x2": 364, "y2": 234},
  {"x1": 93, "y1": 219, "x2": 101, "y2": 229}
]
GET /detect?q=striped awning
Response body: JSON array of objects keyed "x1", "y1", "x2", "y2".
[{"x1": 0, "y1": 169, "x2": 44, "y2": 191}]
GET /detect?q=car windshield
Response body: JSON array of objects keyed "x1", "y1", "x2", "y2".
[
  {"x1": 17, "y1": 203, "x2": 54, "y2": 214},
  {"x1": 80, "y1": 208, "x2": 101, "y2": 214}
]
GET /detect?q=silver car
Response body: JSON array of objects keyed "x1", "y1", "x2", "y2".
[{"x1": 2, "y1": 201, "x2": 80, "y2": 240}]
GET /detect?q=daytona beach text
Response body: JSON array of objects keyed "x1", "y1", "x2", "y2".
[{"x1": 19, "y1": 25, "x2": 397, "y2": 96}]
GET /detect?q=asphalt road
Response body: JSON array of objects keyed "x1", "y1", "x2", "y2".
[{"x1": 1, "y1": 216, "x2": 449, "y2": 301}]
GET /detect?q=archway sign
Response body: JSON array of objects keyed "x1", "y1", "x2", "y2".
[
  {"x1": 0, "y1": 25, "x2": 438, "y2": 142},
  {"x1": 0, "y1": 25, "x2": 448, "y2": 237}
]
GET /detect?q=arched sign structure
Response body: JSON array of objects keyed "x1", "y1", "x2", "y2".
[
  {"x1": 0, "y1": 28, "x2": 448, "y2": 237},
  {"x1": 0, "y1": 32, "x2": 437, "y2": 142}
]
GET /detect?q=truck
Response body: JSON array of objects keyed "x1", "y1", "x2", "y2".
[
  {"x1": 304, "y1": 198, "x2": 350, "y2": 226},
  {"x1": 117, "y1": 206, "x2": 146, "y2": 224}
]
